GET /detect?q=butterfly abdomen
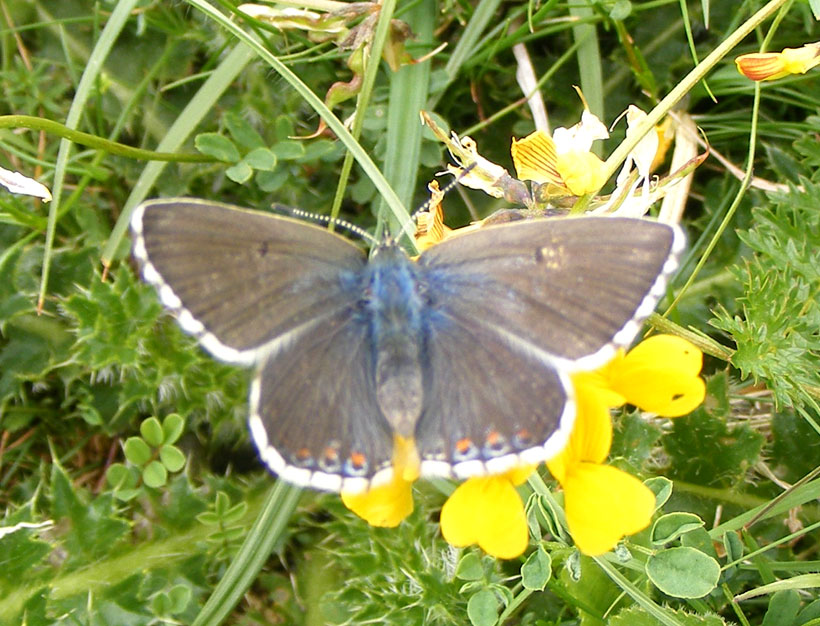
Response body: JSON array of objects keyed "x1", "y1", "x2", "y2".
[{"x1": 363, "y1": 244, "x2": 427, "y2": 437}]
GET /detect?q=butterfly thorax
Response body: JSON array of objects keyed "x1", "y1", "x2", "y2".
[{"x1": 364, "y1": 244, "x2": 426, "y2": 438}]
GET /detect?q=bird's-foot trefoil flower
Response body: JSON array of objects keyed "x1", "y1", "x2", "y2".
[
  {"x1": 736, "y1": 42, "x2": 820, "y2": 81},
  {"x1": 547, "y1": 334, "x2": 705, "y2": 555}
]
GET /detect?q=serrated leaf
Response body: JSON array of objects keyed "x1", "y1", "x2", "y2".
[
  {"x1": 521, "y1": 546, "x2": 551, "y2": 590},
  {"x1": 51, "y1": 464, "x2": 129, "y2": 565},
  {"x1": 664, "y1": 409, "x2": 764, "y2": 487},
  {"x1": 140, "y1": 417, "x2": 164, "y2": 447},
  {"x1": 646, "y1": 547, "x2": 720, "y2": 598},
  {"x1": 610, "y1": 605, "x2": 729, "y2": 625},
  {"x1": 143, "y1": 460, "x2": 168, "y2": 488},
  {"x1": 195, "y1": 132, "x2": 241, "y2": 162},
  {"x1": 0, "y1": 513, "x2": 51, "y2": 585}
]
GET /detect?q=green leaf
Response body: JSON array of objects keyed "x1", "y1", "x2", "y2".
[
  {"x1": 710, "y1": 182, "x2": 820, "y2": 409},
  {"x1": 256, "y1": 168, "x2": 289, "y2": 192},
  {"x1": 223, "y1": 502, "x2": 249, "y2": 525},
  {"x1": 143, "y1": 460, "x2": 168, "y2": 488},
  {"x1": 224, "y1": 111, "x2": 265, "y2": 149},
  {"x1": 159, "y1": 444, "x2": 186, "y2": 473},
  {"x1": 455, "y1": 552, "x2": 484, "y2": 581},
  {"x1": 0, "y1": 512, "x2": 51, "y2": 585},
  {"x1": 610, "y1": 606, "x2": 730, "y2": 625},
  {"x1": 610, "y1": 0, "x2": 632, "y2": 20},
  {"x1": 273, "y1": 114, "x2": 295, "y2": 140},
  {"x1": 521, "y1": 546, "x2": 551, "y2": 590},
  {"x1": 244, "y1": 147, "x2": 277, "y2": 171},
  {"x1": 194, "y1": 132, "x2": 241, "y2": 162},
  {"x1": 196, "y1": 511, "x2": 220, "y2": 526},
  {"x1": 140, "y1": 416, "x2": 164, "y2": 447},
  {"x1": 168, "y1": 584, "x2": 192, "y2": 614},
  {"x1": 225, "y1": 161, "x2": 253, "y2": 184},
  {"x1": 214, "y1": 491, "x2": 230, "y2": 516},
  {"x1": 646, "y1": 547, "x2": 720, "y2": 598},
  {"x1": 664, "y1": 408, "x2": 764, "y2": 488},
  {"x1": 162, "y1": 413, "x2": 185, "y2": 445},
  {"x1": 106, "y1": 463, "x2": 138, "y2": 490},
  {"x1": 271, "y1": 140, "x2": 306, "y2": 160},
  {"x1": 467, "y1": 589, "x2": 498, "y2": 626},
  {"x1": 51, "y1": 463, "x2": 129, "y2": 566},
  {"x1": 651, "y1": 512, "x2": 705, "y2": 546},
  {"x1": 762, "y1": 590, "x2": 801, "y2": 626},
  {"x1": 124, "y1": 436, "x2": 152, "y2": 466},
  {"x1": 681, "y1": 527, "x2": 719, "y2": 560},
  {"x1": 645, "y1": 476, "x2": 673, "y2": 511}
]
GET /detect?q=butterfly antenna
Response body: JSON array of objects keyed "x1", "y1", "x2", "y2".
[
  {"x1": 273, "y1": 204, "x2": 378, "y2": 246},
  {"x1": 410, "y1": 161, "x2": 477, "y2": 221}
]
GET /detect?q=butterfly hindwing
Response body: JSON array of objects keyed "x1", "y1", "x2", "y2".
[
  {"x1": 250, "y1": 306, "x2": 395, "y2": 493},
  {"x1": 416, "y1": 306, "x2": 574, "y2": 478}
]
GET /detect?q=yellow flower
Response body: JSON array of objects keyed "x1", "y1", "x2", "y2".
[
  {"x1": 511, "y1": 130, "x2": 607, "y2": 197},
  {"x1": 342, "y1": 473, "x2": 414, "y2": 528},
  {"x1": 548, "y1": 335, "x2": 705, "y2": 556},
  {"x1": 439, "y1": 467, "x2": 533, "y2": 560},
  {"x1": 345, "y1": 335, "x2": 705, "y2": 560},
  {"x1": 599, "y1": 334, "x2": 706, "y2": 417},
  {"x1": 341, "y1": 435, "x2": 420, "y2": 527},
  {"x1": 736, "y1": 42, "x2": 820, "y2": 81}
]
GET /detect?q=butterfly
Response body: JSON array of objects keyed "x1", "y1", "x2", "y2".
[{"x1": 131, "y1": 198, "x2": 684, "y2": 493}]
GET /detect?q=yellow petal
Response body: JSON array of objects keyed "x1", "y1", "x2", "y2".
[
  {"x1": 414, "y1": 181, "x2": 451, "y2": 252},
  {"x1": 735, "y1": 52, "x2": 788, "y2": 81},
  {"x1": 780, "y1": 43, "x2": 820, "y2": 74},
  {"x1": 563, "y1": 463, "x2": 654, "y2": 556},
  {"x1": 622, "y1": 335, "x2": 703, "y2": 376},
  {"x1": 735, "y1": 43, "x2": 820, "y2": 82},
  {"x1": 342, "y1": 476, "x2": 414, "y2": 528},
  {"x1": 440, "y1": 476, "x2": 529, "y2": 559},
  {"x1": 506, "y1": 464, "x2": 536, "y2": 486},
  {"x1": 511, "y1": 131, "x2": 563, "y2": 186},
  {"x1": 547, "y1": 383, "x2": 613, "y2": 481},
  {"x1": 609, "y1": 335, "x2": 705, "y2": 416},
  {"x1": 555, "y1": 150, "x2": 607, "y2": 196}
]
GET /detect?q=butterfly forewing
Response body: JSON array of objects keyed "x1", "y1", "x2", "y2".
[
  {"x1": 417, "y1": 217, "x2": 683, "y2": 369},
  {"x1": 132, "y1": 199, "x2": 367, "y2": 364}
]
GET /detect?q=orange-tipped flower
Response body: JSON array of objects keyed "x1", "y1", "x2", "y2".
[{"x1": 736, "y1": 42, "x2": 820, "y2": 81}]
